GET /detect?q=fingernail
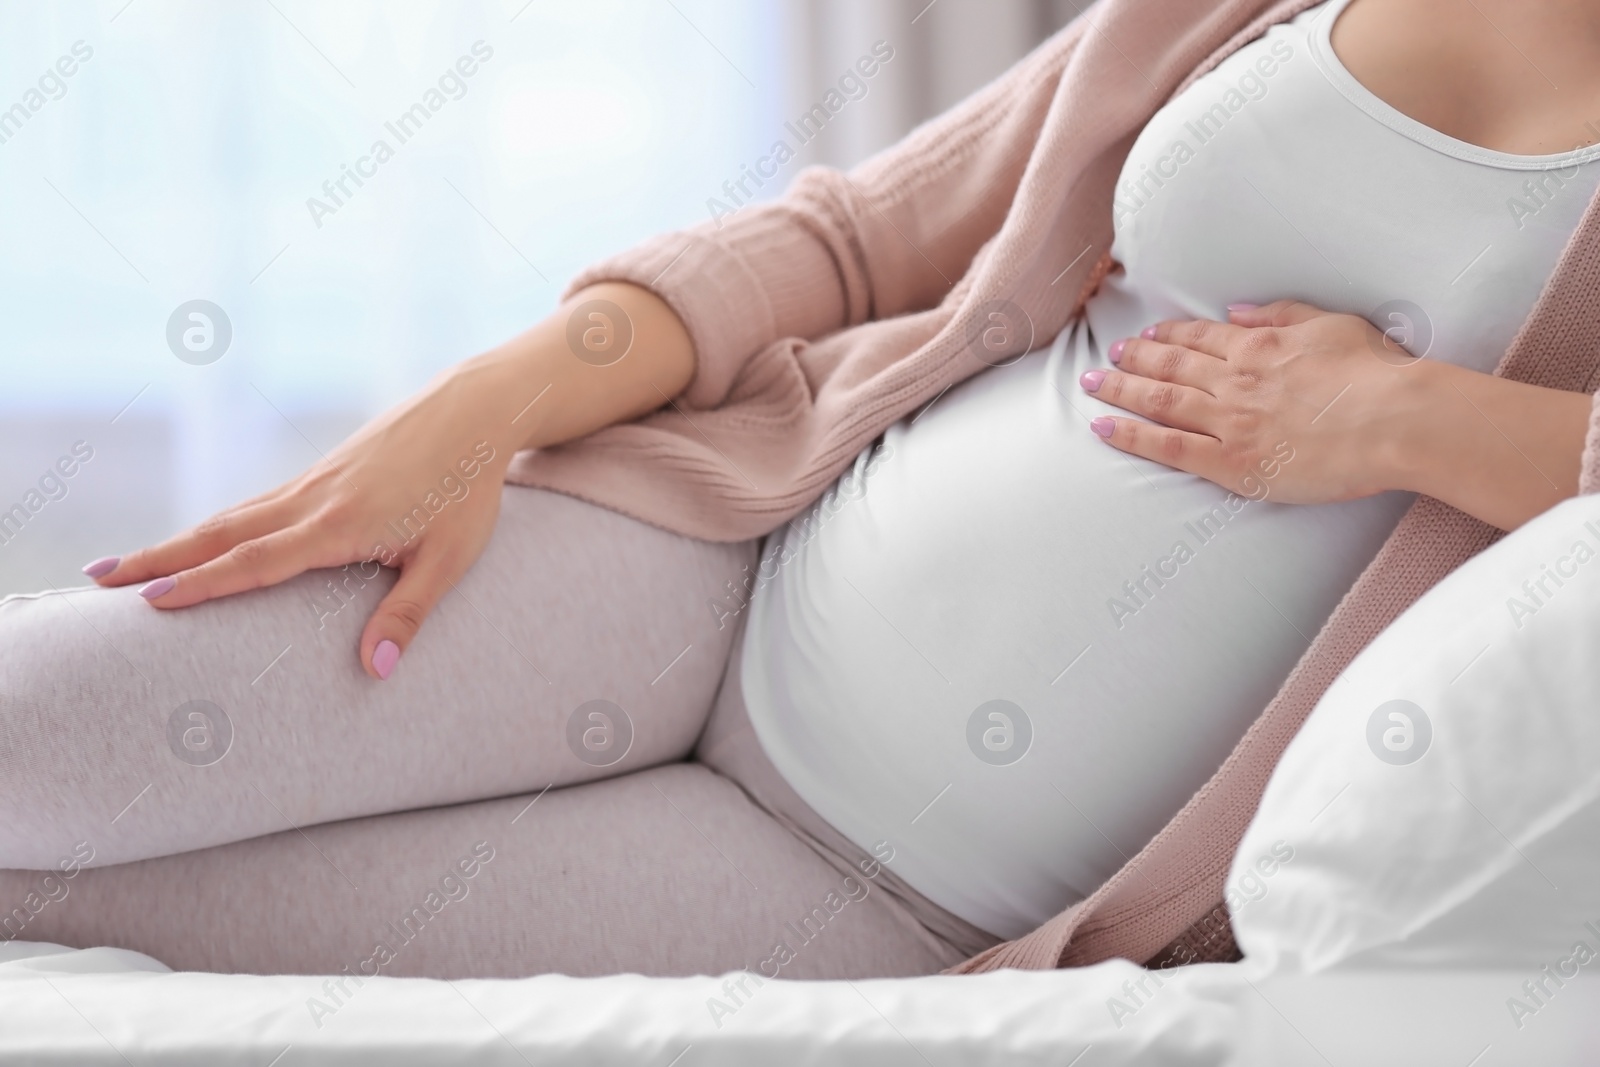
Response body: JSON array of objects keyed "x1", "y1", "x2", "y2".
[
  {"x1": 1227, "y1": 303, "x2": 1259, "y2": 312},
  {"x1": 1140, "y1": 326, "x2": 1158, "y2": 340},
  {"x1": 1090, "y1": 416, "x2": 1116, "y2": 438},
  {"x1": 1108, "y1": 339, "x2": 1126, "y2": 364},
  {"x1": 82, "y1": 556, "x2": 120, "y2": 579},
  {"x1": 138, "y1": 576, "x2": 176, "y2": 600},
  {"x1": 373, "y1": 639, "x2": 400, "y2": 680},
  {"x1": 1079, "y1": 369, "x2": 1106, "y2": 393}
]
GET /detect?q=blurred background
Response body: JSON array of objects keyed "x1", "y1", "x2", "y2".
[{"x1": 0, "y1": 0, "x2": 1080, "y2": 597}]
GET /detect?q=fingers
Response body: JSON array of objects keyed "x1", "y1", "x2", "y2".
[
  {"x1": 1223, "y1": 300, "x2": 1324, "y2": 329},
  {"x1": 1088, "y1": 414, "x2": 1225, "y2": 480},
  {"x1": 1081, "y1": 368, "x2": 1218, "y2": 435},
  {"x1": 138, "y1": 523, "x2": 324, "y2": 609},
  {"x1": 1136, "y1": 300, "x2": 1329, "y2": 356},
  {"x1": 359, "y1": 544, "x2": 462, "y2": 681},
  {"x1": 1109, "y1": 335, "x2": 1222, "y2": 391},
  {"x1": 1139, "y1": 316, "x2": 1248, "y2": 359},
  {"x1": 94, "y1": 499, "x2": 291, "y2": 588}
]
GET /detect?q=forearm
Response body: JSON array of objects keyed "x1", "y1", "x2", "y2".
[
  {"x1": 440, "y1": 281, "x2": 695, "y2": 466},
  {"x1": 1384, "y1": 359, "x2": 1592, "y2": 531}
]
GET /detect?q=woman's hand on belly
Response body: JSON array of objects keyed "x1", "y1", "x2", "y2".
[{"x1": 1078, "y1": 300, "x2": 1591, "y2": 531}]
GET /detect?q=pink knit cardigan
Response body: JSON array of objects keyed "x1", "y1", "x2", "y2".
[{"x1": 505, "y1": 0, "x2": 1600, "y2": 971}]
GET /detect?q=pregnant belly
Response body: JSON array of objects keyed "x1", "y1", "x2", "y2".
[{"x1": 739, "y1": 323, "x2": 1414, "y2": 938}]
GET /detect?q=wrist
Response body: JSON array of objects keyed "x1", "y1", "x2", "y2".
[
  {"x1": 449, "y1": 337, "x2": 558, "y2": 460},
  {"x1": 1367, "y1": 356, "x2": 1457, "y2": 498}
]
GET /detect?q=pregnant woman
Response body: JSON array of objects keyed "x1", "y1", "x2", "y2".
[{"x1": 4, "y1": 0, "x2": 1600, "y2": 982}]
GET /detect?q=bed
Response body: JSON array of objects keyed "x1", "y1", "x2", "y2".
[{"x1": 3, "y1": 942, "x2": 1598, "y2": 1065}]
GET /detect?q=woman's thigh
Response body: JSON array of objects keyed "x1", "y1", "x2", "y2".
[
  {"x1": 0, "y1": 485, "x2": 756, "y2": 869},
  {"x1": 0, "y1": 764, "x2": 958, "y2": 981}
]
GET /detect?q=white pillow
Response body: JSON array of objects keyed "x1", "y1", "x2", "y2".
[{"x1": 1232, "y1": 491, "x2": 1600, "y2": 979}]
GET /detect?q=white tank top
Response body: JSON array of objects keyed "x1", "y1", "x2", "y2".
[{"x1": 738, "y1": 0, "x2": 1600, "y2": 939}]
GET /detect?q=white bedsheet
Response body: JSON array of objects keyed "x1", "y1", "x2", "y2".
[{"x1": 3, "y1": 939, "x2": 1597, "y2": 1065}]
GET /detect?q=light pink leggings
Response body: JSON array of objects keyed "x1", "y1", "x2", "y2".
[{"x1": 0, "y1": 486, "x2": 996, "y2": 979}]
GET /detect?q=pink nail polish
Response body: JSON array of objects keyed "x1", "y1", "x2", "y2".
[
  {"x1": 1227, "y1": 303, "x2": 1259, "y2": 312},
  {"x1": 82, "y1": 556, "x2": 120, "y2": 579},
  {"x1": 1108, "y1": 339, "x2": 1126, "y2": 364},
  {"x1": 138, "y1": 576, "x2": 176, "y2": 600},
  {"x1": 1079, "y1": 369, "x2": 1106, "y2": 393},
  {"x1": 1140, "y1": 326, "x2": 1158, "y2": 340},
  {"x1": 373, "y1": 639, "x2": 400, "y2": 680},
  {"x1": 1090, "y1": 416, "x2": 1116, "y2": 438}
]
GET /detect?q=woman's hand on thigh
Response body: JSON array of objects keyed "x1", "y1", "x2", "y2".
[
  {"x1": 85, "y1": 365, "x2": 513, "y2": 679},
  {"x1": 82, "y1": 282, "x2": 696, "y2": 679}
]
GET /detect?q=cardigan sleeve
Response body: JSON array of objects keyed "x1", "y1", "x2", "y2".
[
  {"x1": 1580, "y1": 389, "x2": 1600, "y2": 496},
  {"x1": 560, "y1": 14, "x2": 1092, "y2": 410}
]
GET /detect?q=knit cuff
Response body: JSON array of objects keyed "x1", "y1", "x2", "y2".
[{"x1": 1581, "y1": 389, "x2": 1600, "y2": 497}]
